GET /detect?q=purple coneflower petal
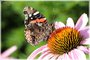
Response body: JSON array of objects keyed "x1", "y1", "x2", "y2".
[
  {"x1": 57, "y1": 53, "x2": 70, "y2": 60},
  {"x1": 57, "y1": 54, "x2": 63, "y2": 60},
  {"x1": 68, "y1": 49, "x2": 86, "y2": 60},
  {"x1": 27, "y1": 45, "x2": 48, "y2": 60},
  {"x1": 80, "y1": 38, "x2": 90, "y2": 45},
  {"x1": 1, "y1": 46, "x2": 17, "y2": 58},
  {"x1": 0, "y1": 57, "x2": 17, "y2": 60},
  {"x1": 55, "y1": 22, "x2": 65, "y2": 29},
  {"x1": 49, "y1": 54, "x2": 59, "y2": 60},
  {"x1": 38, "y1": 51, "x2": 50, "y2": 60},
  {"x1": 77, "y1": 46, "x2": 90, "y2": 54},
  {"x1": 79, "y1": 26, "x2": 90, "y2": 31},
  {"x1": 75, "y1": 13, "x2": 88, "y2": 31},
  {"x1": 63, "y1": 53, "x2": 71, "y2": 60},
  {"x1": 66, "y1": 17, "x2": 74, "y2": 27},
  {"x1": 80, "y1": 26, "x2": 90, "y2": 39},
  {"x1": 42, "y1": 53, "x2": 54, "y2": 60}
]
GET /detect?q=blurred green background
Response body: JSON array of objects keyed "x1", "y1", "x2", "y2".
[{"x1": 1, "y1": 1, "x2": 89, "y2": 59}]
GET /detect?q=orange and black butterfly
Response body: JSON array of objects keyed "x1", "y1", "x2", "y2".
[{"x1": 23, "y1": 6, "x2": 54, "y2": 45}]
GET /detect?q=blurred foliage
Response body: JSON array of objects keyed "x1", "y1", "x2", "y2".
[{"x1": 1, "y1": 1, "x2": 89, "y2": 59}]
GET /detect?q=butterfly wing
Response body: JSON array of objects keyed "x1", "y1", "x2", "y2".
[{"x1": 23, "y1": 6, "x2": 54, "y2": 45}]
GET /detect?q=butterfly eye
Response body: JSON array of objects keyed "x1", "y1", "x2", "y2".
[{"x1": 24, "y1": 11, "x2": 28, "y2": 14}]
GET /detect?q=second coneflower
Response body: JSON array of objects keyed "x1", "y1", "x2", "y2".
[{"x1": 27, "y1": 13, "x2": 90, "y2": 60}]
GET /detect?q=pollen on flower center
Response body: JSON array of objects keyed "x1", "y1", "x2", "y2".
[{"x1": 47, "y1": 27, "x2": 83, "y2": 54}]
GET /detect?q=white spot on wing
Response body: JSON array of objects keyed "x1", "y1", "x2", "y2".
[
  {"x1": 33, "y1": 11, "x2": 39, "y2": 15},
  {"x1": 29, "y1": 14, "x2": 32, "y2": 17},
  {"x1": 31, "y1": 17, "x2": 33, "y2": 19},
  {"x1": 44, "y1": 18, "x2": 46, "y2": 20},
  {"x1": 37, "y1": 23, "x2": 42, "y2": 26},
  {"x1": 24, "y1": 20, "x2": 26, "y2": 23},
  {"x1": 25, "y1": 25, "x2": 27, "y2": 28},
  {"x1": 30, "y1": 7, "x2": 33, "y2": 10}
]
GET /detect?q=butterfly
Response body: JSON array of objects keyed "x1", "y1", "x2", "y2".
[{"x1": 23, "y1": 6, "x2": 54, "y2": 45}]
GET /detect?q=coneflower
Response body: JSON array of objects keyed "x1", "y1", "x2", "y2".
[{"x1": 27, "y1": 13, "x2": 90, "y2": 60}]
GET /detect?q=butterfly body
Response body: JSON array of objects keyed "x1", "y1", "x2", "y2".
[{"x1": 23, "y1": 6, "x2": 54, "y2": 45}]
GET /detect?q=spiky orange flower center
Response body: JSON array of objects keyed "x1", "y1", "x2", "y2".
[{"x1": 48, "y1": 27, "x2": 83, "y2": 54}]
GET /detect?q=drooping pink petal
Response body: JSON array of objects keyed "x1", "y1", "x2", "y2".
[
  {"x1": 77, "y1": 46, "x2": 90, "y2": 54},
  {"x1": 38, "y1": 51, "x2": 50, "y2": 60},
  {"x1": 80, "y1": 38, "x2": 90, "y2": 45},
  {"x1": 57, "y1": 53, "x2": 71, "y2": 60},
  {"x1": 63, "y1": 53, "x2": 71, "y2": 60},
  {"x1": 27, "y1": 45, "x2": 48, "y2": 60},
  {"x1": 49, "y1": 54, "x2": 59, "y2": 60},
  {"x1": 1, "y1": 46, "x2": 17, "y2": 58},
  {"x1": 75, "y1": 13, "x2": 88, "y2": 31},
  {"x1": 42, "y1": 53, "x2": 54, "y2": 60},
  {"x1": 68, "y1": 49, "x2": 86, "y2": 60},
  {"x1": 57, "y1": 54, "x2": 63, "y2": 60},
  {"x1": 66, "y1": 17, "x2": 74, "y2": 27},
  {"x1": 0, "y1": 57, "x2": 16, "y2": 60},
  {"x1": 54, "y1": 22, "x2": 65, "y2": 29}
]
